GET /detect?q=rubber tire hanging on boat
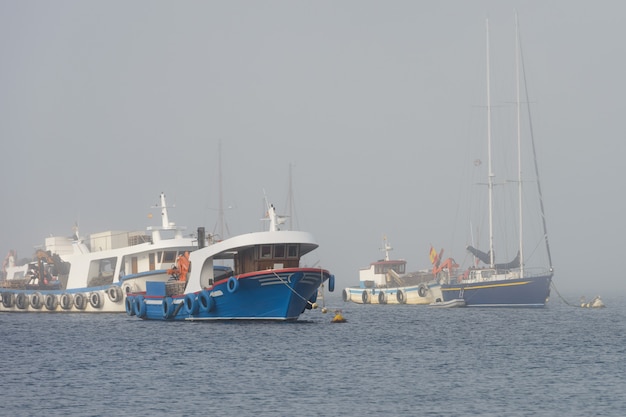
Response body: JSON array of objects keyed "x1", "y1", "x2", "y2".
[
  {"x1": 378, "y1": 291, "x2": 386, "y2": 304},
  {"x1": 162, "y1": 297, "x2": 176, "y2": 319},
  {"x1": 397, "y1": 289, "x2": 407, "y2": 304},
  {"x1": 60, "y1": 293, "x2": 74, "y2": 310},
  {"x1": 328, "y1": 274, "x2": 335, "y2": 292},
  {"x1": 133, "y1": 295, "x2": 146, "y2": 318},
  {"x1": 31, "y1": 292, "x2": 44, "y2": 309},
  {"x1": 107, "y1": 286, "x2": 123, "y2": 303},
  {"x1": 44, "y1": 294, "x2": 58, "y2": 311},
  {"x1": 89, "y1": 292, "x2": 103, "y2": 309},
  {"x1": 198, "y1": 290, "x2": 214, "y2": 312},
  {"x1": 418, "y1": 284, "x2": 428, "y2": 298},
  {"x1": 227, "y1": 277, "x2": 239, "y2": 293},
  {"x1": 125, "y1": 296, "x2": 135, "y2": 316},
  {"x1": 15, "y1": 293, "x2": 30, "y2": 309},
  {"x1": 362, "y1": 290, "x2": 370, "y2": 304},
  {"x1": 184, "y1": 293, "x2": 199, "y2": 315},
  {"x1": 74, "y1": 293, "x2": 87, "y2": 310},
  {"x1": 2, "y1": 292, "x2": 14, "y2": 308}
]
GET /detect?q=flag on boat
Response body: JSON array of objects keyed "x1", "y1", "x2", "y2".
[{"x1": 429, "y1": 246, "x2": 439, "y2": 265}]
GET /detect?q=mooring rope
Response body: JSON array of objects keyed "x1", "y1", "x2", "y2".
[
  {"x1": 271, "y1": 271, "x2": 314, "y2": 306},
  {"x1": 550, "y1": 280, "x2": 576, "y2": 307}
]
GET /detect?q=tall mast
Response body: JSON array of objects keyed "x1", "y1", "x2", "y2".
[
  {"x1": 519, "y1": 26, "x2": 554, "y2": 272},
  {"x1": 486, "y1": 18, "x2": 495, "y2": 268},
  {"x1": 516, "y1": 12, "x2": 525, "y2": 277}
]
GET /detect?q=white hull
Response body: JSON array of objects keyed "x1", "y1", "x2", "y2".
[
  {"x1": 0, "y1": 274, "x2": 173, "y2": 313},
  {"x1": 343, "y1": 282, "x2": 442, "y2": 305}
]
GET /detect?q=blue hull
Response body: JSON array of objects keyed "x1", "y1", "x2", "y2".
[
  {"x1": 128, "y1": 269, "x2": 332, "y2": 321},
  {"x1": 440, "y1": 274, "x2": 552, "y2": 307}
]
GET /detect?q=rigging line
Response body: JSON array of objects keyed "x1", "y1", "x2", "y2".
[
  {"x1": 271, "y1": 271, "x2": 314, "y2": 306},
  {"x1": 518, "y1": 29, "x2": 553, "y2": 271}
]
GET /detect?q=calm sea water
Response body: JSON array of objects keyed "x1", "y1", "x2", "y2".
[{"x1": 1, "y1": 292, "x2": 625, "y2": 417}]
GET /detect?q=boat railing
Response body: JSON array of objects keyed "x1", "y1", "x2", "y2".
[{"x1": 520, "y1": 267, "x2": 553, "y2": 278}]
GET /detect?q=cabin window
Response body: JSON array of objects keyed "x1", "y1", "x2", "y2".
[
  {"x1": 287, "y1": 244, "x2": 298, "y2": 258},
  {"x1": 260, "y1": 245, "x2": 272, "y2": 258},
  {"x1": 274, "y1": 245, "x2": 286, "y2": 258},
  {"x1": 87, "y1": 257, "x2": 117, "y2": 286},
  {"x1": 394, "y1": 264, "x2": 406, "y2": 274},
  {"x1": 162, "y1": 251, "x2": 177, "y2": 264}
]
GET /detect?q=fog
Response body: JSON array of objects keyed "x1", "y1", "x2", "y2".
[{"x1": 1, "y1": 1, "x2": 624, "y2": 298}]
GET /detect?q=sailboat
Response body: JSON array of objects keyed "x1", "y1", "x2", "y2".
[{"x1": 439, "y1": 17, "x2": 553, "y2": 307}]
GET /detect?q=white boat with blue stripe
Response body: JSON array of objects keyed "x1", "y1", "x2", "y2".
[{"x1": 0, "y1": 193, "x2": 200, "y2": 313}]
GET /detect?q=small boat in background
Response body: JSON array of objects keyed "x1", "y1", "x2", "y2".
[
  {"x1": 428, "y1": 298, "x2": 466, "y2": 308},
  {"x1": 342, "y1": 237, "x2": 441, "y2": 305},
  {"x1": 0, "y1": 193, "x2": 200, "y2": 313},
  {"x1": 125, "y1": 199, "x2": 334, "y2": 321},
  {"x1": 580, "y1": 296, "x2": 605, "y2": 308}
]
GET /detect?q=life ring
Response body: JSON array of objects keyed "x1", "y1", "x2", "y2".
[
  {"x1": 397, "y1": 289, "x2": 407, "y2": 304},
  {"x1": 107, "y1": 286, "x2": 123, "y2": 303},
  {"x1": 198, "y1": 290, "x2": 214, "y2": 312},
  {"x1": 31, "y1": 292, "x2": 44, "y2": 309},
  {"x1": 378, "y1": 291, "x2": 387, "y2": 304},
  {"x1": 16, "y1": 293, "x2": 30, "y2": 309},
  {"x1": 73, "y1": 293, "x2": 87, "y2": 310},
  {"x1": 184, "y1": 293, "x2": 199, "y2": 315},
  {"x1": 418, "y1": 284, "x2": 428, "y2": 298},
  {"x1": 60, "y1": 293, "x2": 74, "y2": 310},
  {"x1": 2, "y1": 292, "x2": 14, "y2": 308},
  {"x1": 227, "y1": 277, "x2": 239, "y2": 293},
  {"x1": 362, "y1": 290, "x2": 370, "y2": 304},
  {"x1": 89, "y1": 292, "x2": 103, "y2": 309},
  {"x1": 328, "y1": 274, "x2": 335, "y2": 292},
  {"x1": 162, "y1": 297, "x2": 176, "y2": 319},
  {"x1": 44, "y1": 294, "x2": 58, "y2": 311},
  {"x1": 133, "y1": 295, "x2": 146, "y2": 318},
  {"x1": 342, "y1": 288, "x2": 351, "y2": 302},
  {"x1": 125, "y1": 296, "x2": 135, "y2": 316}
]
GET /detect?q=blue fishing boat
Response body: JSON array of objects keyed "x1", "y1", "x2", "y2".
[
  {"x1": 440, "y1": 18, "x2": 553, "y2": 307},
  {"x1": 126, "y1": 201, "x2": 334, "y2": 321}
]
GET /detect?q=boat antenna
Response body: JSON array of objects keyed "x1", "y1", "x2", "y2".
[
  {"x1": 381, "y1": 236, "x2": 392, "y2": 261},
  {"x1": 518, "y1": 19, "x2": 554, "y2": 271}
]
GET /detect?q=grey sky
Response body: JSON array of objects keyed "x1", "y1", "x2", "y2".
[{"x1": 1, "y1": 1, "x2": 624, "y2": 297}]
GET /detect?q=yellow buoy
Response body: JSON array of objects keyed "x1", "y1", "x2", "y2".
[{"x1": 331, "y1": 310, "x2": 347, "y2": 323}]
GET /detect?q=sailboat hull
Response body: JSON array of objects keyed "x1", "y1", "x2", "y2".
[{"x1": 440, "y1": 274, "x2": 552, "y2": 307}]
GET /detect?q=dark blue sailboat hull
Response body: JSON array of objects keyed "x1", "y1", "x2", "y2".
[{"x1": 440, "y1": 274, "x2": 552, "y2": 307}]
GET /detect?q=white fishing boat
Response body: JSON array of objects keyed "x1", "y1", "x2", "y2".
[
  {"x1": 0, "y1": 193, "x2": 201, "y2": 313},
  {"x1": 342, "y1": 237, "x2": 442, "y2": 305}
]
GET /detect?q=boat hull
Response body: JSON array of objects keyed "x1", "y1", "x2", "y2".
[
  {"x1": 343, "y1": 281, "x2": 441, "y2": 305},
  {"x1": 440, "y1": 274, "x2": 552, "y2": 307},
  {"x1": 0, "y1": 271, "x2": 172, "y2": 313},
  {"x1": 129, "y1": 268, "x2": 332, "y2": 321}
]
